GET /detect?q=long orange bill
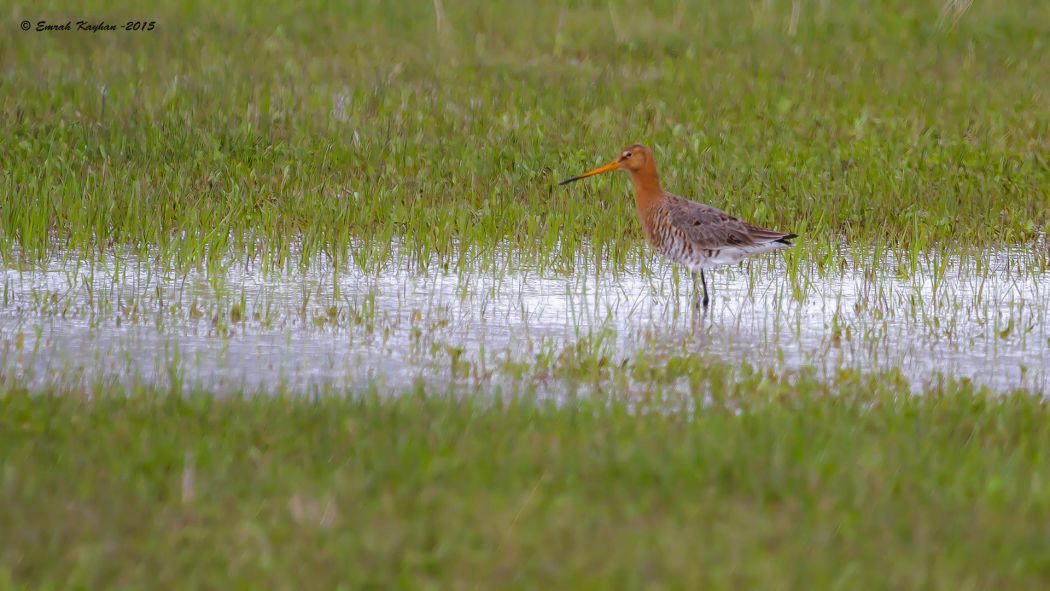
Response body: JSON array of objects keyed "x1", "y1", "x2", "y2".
[{"x1": 558, "y1": 160, "x2": 619, "y2": 186}]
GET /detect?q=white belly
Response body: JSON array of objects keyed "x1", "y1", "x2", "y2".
[{"x1": 670, "y1": 241, "x2": 792, "y2": 271}]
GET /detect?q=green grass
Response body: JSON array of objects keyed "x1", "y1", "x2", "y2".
[
  {"x1": 3, "y1": 377, "x2": 1050, "y2": 589},
  {"x1": 2, "y1": 0, "x2": 1048, "y2": 273},
  {"x1": 3, "y1": 4, "x2": 1050, "y2": 586}
]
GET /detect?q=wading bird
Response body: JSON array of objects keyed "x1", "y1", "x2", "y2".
[{"x1": 560, "y1": 144, "x2": 797, "y2": 309}]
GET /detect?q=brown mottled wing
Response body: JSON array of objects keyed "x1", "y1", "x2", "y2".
[{"x1": 664, "y1": 194, "x2": 795, "y2": 248}]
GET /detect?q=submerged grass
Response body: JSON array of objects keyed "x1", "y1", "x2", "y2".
[
  {"x1": 3, "y1": 378, "x2": 1050, "y2": 589},
  {"x1": 3, "y1": 239, "x2": 1048, "y2": 395},
  {"x1": 1, "y1": 0, "x2": 1048, "y2": 273}
]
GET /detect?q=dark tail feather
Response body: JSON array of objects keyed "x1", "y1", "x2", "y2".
[{"x1": 747, "y1": 224, "x2": 799, "y2": 245}]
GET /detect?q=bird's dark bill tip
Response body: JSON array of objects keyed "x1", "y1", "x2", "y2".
[{"x1": 558, "y1": 176, "x2": 582, "y2": 186}]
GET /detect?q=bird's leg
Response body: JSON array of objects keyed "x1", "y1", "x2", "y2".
[
  {"x1": 691, "y1": 272, "x2": 702, "y2": 309},
  {"x1": 700, "y1": 269, "x2": 710, "y2": 308},
  {"x1": 691, "y1": 271, "x2": 711, "y2": 310}
]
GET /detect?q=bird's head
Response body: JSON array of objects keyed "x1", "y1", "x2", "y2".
[{"x1": 559, "y1": 144, "x2": 652, "y2": 185}]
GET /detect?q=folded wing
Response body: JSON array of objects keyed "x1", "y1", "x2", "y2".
[{"x1": 665, "y1": 194, "x2": 797, "y2": 249}]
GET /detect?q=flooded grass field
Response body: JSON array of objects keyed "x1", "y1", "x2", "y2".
[
  {"x1": 3, "y1": 242, "x2": 1049, "y2": 396},
  {"x1": 3, "y1": 0, "x2": 1050, "y2": 587}
]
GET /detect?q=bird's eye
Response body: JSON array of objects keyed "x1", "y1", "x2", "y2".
[{"x1": 624, "y1": 152, "x2": 632, "y2": 158}]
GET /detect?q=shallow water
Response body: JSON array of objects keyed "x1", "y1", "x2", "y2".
[{"x1": 2, "y1": 245, "x2": 1048, "y2": 395}]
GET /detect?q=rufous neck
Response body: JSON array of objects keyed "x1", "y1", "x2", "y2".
[{"x1": 629, "y1": 161, "x2": 663, "y2": 212}]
